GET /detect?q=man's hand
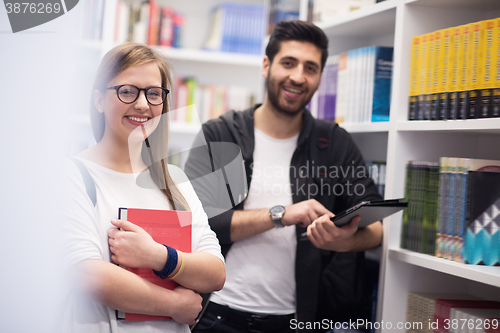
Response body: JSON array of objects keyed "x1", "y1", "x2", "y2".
[
  {"x1": 282, "y1": 199, "x2": 332, "y2": 228},
  {"x1": 169, "y1": 285, "x2": 203, "y2": 325},
  {"x1": 108, "y1": 219, "x2": 166, "y2": 271},
  {"x1": 306, "y1": 214, "x2": 361, "y2": 251}
]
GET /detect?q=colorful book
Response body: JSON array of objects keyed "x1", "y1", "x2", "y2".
[
  {"x1": 408, "y1": 35, "x2": 421, "y2": 120},
  {"x1": 438, "y1": 28, "x2": 452, "y2": 120},
  {"x1": 116, "y1": 208, "x2": 192, "y2": 321},
  {"x1": 369, "y1": 46, "x2": 393, "y2": 122},
  {"x1": 430, "y1": 30, "x2": 442, "y2": 120},
  {"x1": 458, "y1": 24, "x2": 471, "y2": 119},
  {"x1": 467, "y1": 21, "x2": 483, "y2": 119},
  {"x1": 479, "y1": 20, "x2": 496, "y2": 118},
  {"x1": 448, "y1": 25, "x2": 462, "y2": 120},
  {"x1": 464, "y1": 170, "x2": 500, "y2": 266},
  {"x1": 434, "y1": 299, "x2": 500, "y2": 333},
  {"x1": 418, "y1": 33, "x2": 430, "y2": 120},
  {"x1": 491, "y1": 18, "x2": 500, "y2": 118}
]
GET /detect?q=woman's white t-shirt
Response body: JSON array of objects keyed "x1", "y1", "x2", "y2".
[{"x1": 60, "y1": 158, "x2": 224, "y2": 333}]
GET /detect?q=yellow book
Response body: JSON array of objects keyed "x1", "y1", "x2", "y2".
[
  {"x1": 458, "y1": 24, "x2": 471, "y2": 119},
  {"x1": 408, "y1": 35, "x2": 421, "y2": 120},
  {"x1": 431, "y1": 30, "x2": 442, "y2": 120},
  {"x1": 424, "y1": 32, "x2": 435, "y2": 120},
  {"x1": 479, "y1": 19, "x2": 496, "y2": 118},
  {"x1": 438, "y1": 28, "x2": 452, "y2": 120},
  {"x1": 492, "y1": 18, "x2": 500, "y2": 117},
  {"x1": 466, "y1": 21, "x2": 483, "y2": 119},
  {"x1": 448, "y1": 25, "x2": 462, "y2": 119},
  {"x1": 417, "y1": 33, "x2": 429, "y2": 120}
]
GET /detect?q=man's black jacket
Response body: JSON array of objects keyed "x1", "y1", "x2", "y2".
[{"x1": 184, "y1": 105, "x2": 382, "y2": 331}]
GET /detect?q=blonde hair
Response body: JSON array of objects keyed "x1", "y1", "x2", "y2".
[{"x1": 91, "y1": 43, "x2": 190, "y2": 211}]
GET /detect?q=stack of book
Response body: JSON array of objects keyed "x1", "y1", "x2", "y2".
[
  {"x1": 401, "y1": 161, "x2": 440, "y2": 255},
  {"x1": 408, "y1": 18, "x2": 500, "y2": 120},
  {"x1": 204, "y1": 3, "x2": 266, "y2": 55},
  {"x1": 114, "y1": 0, "x2": 184, "y2": 47},
  {"x1": 366, "y1": 160, "x2": 386, "y2": 198},
  {"x1": 308, "y1": 46, "x2": 393, "y2": 124},
  {"x1": 401, "y1": 158, "x2": 500, "y2": 266},
  {"x1": 171, "y1": 76, "x2": 254, "y2": 124},
  {"x1": 406, "y1": 292, "x2": 500, "y2": 333},
  {"x1": 268, "y1": 0, "x2": 300, "y2": 35}
]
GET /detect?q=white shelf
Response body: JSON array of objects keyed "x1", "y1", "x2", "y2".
[
  {"x1": 315, "y1": 0, "x2": 398, "y2": 39},
  {"x1": 389, "y1": 249, "x2": 500, "y2": 288},
  {"x1": 341, "y1": 122, "x2": 391, "y2": 133},
  {"x1": 154, "y1": 47, "x2": 263, "y2": 67},
  {"x1": 406, "y1": 0, "x2": 500, "y2": 11},
  {"x1": 397, "y1": 119, "x2": 500, "y2": 134}
]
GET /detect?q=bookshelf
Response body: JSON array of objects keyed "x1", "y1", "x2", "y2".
[
  {"x1": 321, "y1": 0, "x2": 500, "y2": 331},
  {"x1": 72, "y1": 0, "x2": 266, "y2": 156},
  {"x1": 73, "y1": 0, "x2": 500, "y2": 328},
  {"x1": 303, "y1": 0, "x2": 500, "y2": 330}
]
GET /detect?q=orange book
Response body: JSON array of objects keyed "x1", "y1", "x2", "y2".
[{"x1": 116, "y1": 208, "x2": 192, "y2": 321}]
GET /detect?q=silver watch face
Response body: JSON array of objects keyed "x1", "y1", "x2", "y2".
[{"x1": 270, "y1": 205, "x2": 285, "y2": 215}]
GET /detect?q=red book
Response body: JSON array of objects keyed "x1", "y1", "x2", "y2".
[
  {"x1": 116, "y1": 207, "x2": 192, "y2": 321},
  {"x1": 433, "y1": 299, "x2": 500, "y2": 333}
]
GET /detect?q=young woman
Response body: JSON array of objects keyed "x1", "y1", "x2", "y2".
[{"x1": 61, "y1": 43, "x2": 225, "y2": 333}]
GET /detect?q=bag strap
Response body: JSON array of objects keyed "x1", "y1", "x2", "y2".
[
  {"x1": 70, "y1": 158, "x2": 97, "y2": 206},
  {"x1": 310, "y1": 119, "x2": 336, "y2": 182}
]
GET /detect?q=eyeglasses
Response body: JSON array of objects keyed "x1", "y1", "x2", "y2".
[{"x1": 106, "y1": 84, "x2": 169, "y2": 106}]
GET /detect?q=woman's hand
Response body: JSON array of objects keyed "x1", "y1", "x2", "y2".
[
  {"x1": 108, "y1": 219, "x2": 166, "y2": 270},
  {"x1": 168, "y1": 285, "x2": 203, "y2": 325}
]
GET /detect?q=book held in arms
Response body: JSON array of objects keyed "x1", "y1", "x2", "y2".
[{"x1": 116, "y1": 208, "x2": 192, "y2": 321}]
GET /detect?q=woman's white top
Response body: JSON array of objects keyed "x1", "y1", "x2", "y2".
[{"x1": 60, "y1": 158, "x2": 223, "y2": 333}]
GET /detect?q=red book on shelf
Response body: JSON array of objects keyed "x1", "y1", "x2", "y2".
[
  {"x1": 433, "y1": 299, "x2": 500, "y2": 333},
  {"x1": 116, "y1": 207, "x2": 192, "y2": 321}
]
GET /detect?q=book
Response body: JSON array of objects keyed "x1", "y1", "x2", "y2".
[
  {"x1": 458, "y1": 24, "x2": 471, "y2": 120},
  {"x1": 116, "y1": 207, "x2": 192, "y2": 321},
  {"x1": 466, "y1": 21, "x2": 483, "y2": 119},
  {"x1": 448, "y1": 25, "x2": 462, "y2": 120},
  {"x1": 317, "y1": 54, "x2": 339, "y2": 121},
  {"x1": 491, "y1": 18, "x2": 500, "y2": 118},
  {"x1": 438, "y1": 28, "x2": 452, "y2": 120},
  {"x1": 430, "y1": 30, "x2": 442, "y2": 120},
  {"x1": 450, "y1": 308, "x2": 500, "y2": 333},
  {"x1": 434, "y1": 299, "x2": 500, "y2": 333},
  {"x1": 464, "y1": 170, "x2": 500, "y2": 266},
  {"x1": 418, "y1": 33, "x2": 430, "y2": 120},
  {"x1": 369, "y1": 46, "x2": 393, "y2": 122},
  {"x1": 479, "y1": 20, "x2": 496, "y2": 118},
  {"x1": 409, "y1": 35, "x2": 421, "y2": 120},
  {"x1": 335, "y1": 52, "x2": 349, "y2": 124}
]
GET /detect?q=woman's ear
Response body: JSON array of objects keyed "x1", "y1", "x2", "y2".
[{"x1": 93, "y1": 89, "x2": 104, "y2": 113}]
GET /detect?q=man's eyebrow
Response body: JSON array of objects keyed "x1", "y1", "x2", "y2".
[{"x1": 279, "y1": 56, "x2": 320, "y2": 69}]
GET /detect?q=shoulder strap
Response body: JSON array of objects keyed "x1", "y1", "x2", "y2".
[
  {"x1": 310, "y1": 119, "x2": 337, "y2": 180},
  {"x1": 70, "y1": 158, "x2": 97, "y2": 206}
]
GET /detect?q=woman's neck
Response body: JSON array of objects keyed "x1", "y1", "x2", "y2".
[{"x1": 78, "y1": 136, "x2": 147, "y2": 174}]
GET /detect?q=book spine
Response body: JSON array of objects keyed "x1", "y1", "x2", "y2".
[
  {"x1": 439, "y1": 28, "x2": 452, "y2": 120},
  {"x1": 371, "y1": 46, "x2": 393, "y2": 122},
  {"x1": 467, "y1": 21, "x2": 482, "y2": 119},
  {"x1": 401, "y1": 161, "x2": 412, "y2": 250},
  {"x1": 458, "y1": 25, "x2": 470, "y2": 120},
  {"x1": 436, "y1": 157, "x2": 448, "y2": 258},
  {"x1": 448, "y1": 26, "x2": 462, "y2": 119},
  {"x1": 418, "y1": 33, "x2": 429, "y2": 120},
  {"x1": 409, "y1": 35, "x2": 421, "y2": 120},
  {"x1": 492, "y1": 18, "x2": 500, "y2": 118},
  {"x1": 424, "y1": 33, "x2": 435, "y2": 120},
  {"x1": 479, "y1": 20, "x2": 495, "y2": 118},
  {"x1": 431, "y1": 30, "x2": 441, "y2": 120}
]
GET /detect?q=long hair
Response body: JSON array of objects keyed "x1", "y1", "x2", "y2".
[{"x1": 90, "y1": 43, "x2": 190, "y2": 211}]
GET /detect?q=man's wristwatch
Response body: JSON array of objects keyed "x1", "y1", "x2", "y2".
[{"x1": 269, "y1": 205, "x2": 286, "y2": 228}]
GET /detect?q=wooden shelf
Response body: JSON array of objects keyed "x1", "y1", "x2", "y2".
[{"x1": 389, "y1": 249, "x2": 500, "y2": 288}]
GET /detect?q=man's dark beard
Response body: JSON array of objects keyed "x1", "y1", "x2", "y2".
[{"x1": 266, "y1": 75, "x2": 312, "y2": 117}]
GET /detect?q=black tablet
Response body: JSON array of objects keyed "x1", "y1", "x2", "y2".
[{"x1": 331, "y1": 198, "x2": 408, "y2": 228}]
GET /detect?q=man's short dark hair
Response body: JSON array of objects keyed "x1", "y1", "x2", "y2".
[{"x1": 265, "y1": 20, "x2": 329, "y2": 71}]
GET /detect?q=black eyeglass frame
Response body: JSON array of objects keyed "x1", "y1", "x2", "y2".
[{"x1": 106, "y1": 84, "x2": 169, "y2": 106}]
